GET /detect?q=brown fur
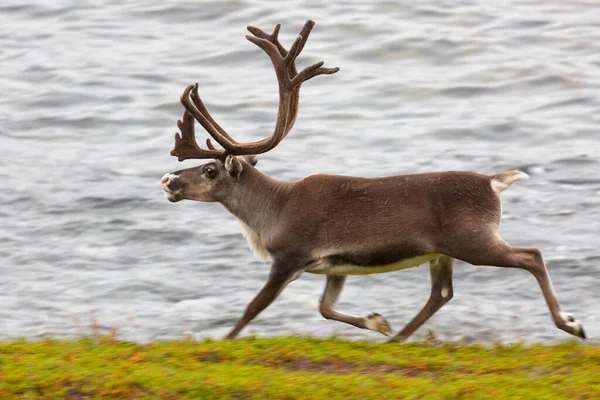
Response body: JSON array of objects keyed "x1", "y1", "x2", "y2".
[{"x1": 272, "y1": 171, "x2": 501, "y2": 263}]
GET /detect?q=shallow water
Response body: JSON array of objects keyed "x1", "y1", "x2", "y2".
[{"x1": 1, "y1": 0, "x2": 599, "y2": 343}]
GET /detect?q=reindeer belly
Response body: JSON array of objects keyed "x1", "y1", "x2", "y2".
[{"x1": 306, "y1": 254, "x2": 440, "y2": 275}]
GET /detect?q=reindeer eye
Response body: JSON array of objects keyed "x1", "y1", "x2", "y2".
[{"x1": 204, "y1": 166, "x2": 216, "y2": 179}]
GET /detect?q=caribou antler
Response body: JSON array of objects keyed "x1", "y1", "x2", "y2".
[
  {"x1": 171, "y1": 19, "x2": 339, "y2": 161},
  {"x1": 246, "y1": 20, "x2": 312, "y2": 139}
]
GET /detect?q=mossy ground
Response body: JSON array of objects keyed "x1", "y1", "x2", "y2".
[{"x1": 0, "y1": 335, "x2": 598, "y2": 399}]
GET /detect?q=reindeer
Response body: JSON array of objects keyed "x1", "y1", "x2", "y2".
[{"x1": 161, "y1": 20, "x2": 586, "y2": 342}]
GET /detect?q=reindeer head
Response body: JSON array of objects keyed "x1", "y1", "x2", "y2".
[
  {"x1": 161, "y1": 20, "x2": 338, "y2": 203},
  {"x1": 161, "y1": 156, "x2": 257, "y2": 203}
]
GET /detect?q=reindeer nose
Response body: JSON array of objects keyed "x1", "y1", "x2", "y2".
[{"x1": 161, "y1": 174, "x2": 170, "y2": 185}]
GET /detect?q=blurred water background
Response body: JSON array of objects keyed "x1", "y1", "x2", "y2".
[{"x1": 1, "y1": 0, "x2": 599, "y2": 343}]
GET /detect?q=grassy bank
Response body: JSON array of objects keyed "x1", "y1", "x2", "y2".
[{"x1": 0, "y1": 336, "x2": 598, "y2": 399}]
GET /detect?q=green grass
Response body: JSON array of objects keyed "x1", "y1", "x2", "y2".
[{"x1": 0, "y1": 336, "x2": 598, "y2": 399}]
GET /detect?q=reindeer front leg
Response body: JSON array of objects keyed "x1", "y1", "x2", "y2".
[
  {"x1": 319, "y1": 275, "x2": 392, "y2": 337},
  {"x1": 225, "y1": 259, "x2": 303, "y2": 340}
]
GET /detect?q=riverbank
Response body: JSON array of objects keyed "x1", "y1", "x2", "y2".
[{"x1": 1, "y1": 336, "x2": 597, "y2": 399}]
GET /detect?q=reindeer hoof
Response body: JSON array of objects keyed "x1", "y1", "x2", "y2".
[
  {"x1": 570, "y1": 322, "x2": 587, "y2": 340},
  {"x1": 364, "y1": 312, "x2": 393, "y2": 337}
]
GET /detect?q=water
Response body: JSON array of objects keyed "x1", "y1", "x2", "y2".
[{"x1": 1, "y1": 0, "x2": 599, "y2": 343}]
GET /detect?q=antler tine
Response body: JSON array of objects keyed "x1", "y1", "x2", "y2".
[
  {"x1": 170, "y1": 105, "x2": 225, "y2": 161},
  {"x1": 291, "y1": 63, "x2": 340, "y2": 88},
  {"x1": 206, "y1": 138, "x2": 216, "y2": 150},
  {"x1": 248, "y1": 20, "x2": 315, "y2": 56},
  {"x1": 284, "y1": 35, "x2": 305, "y2": 67},
  {"x1": 189, "y1": 84, "x2": 238, "y2": 145},
  {"x1": 294, "y1": 19, "x2": 315, "y2": 57},
  {"x1": 247, "y1": 23, "x2": 286, "y2": 57},
  {"x1": 180, "y1": 83, "x2": 238, "y2": 151}
]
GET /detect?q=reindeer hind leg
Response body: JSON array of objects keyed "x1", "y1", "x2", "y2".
[{"x1": 447, "y1": 234, "x2": 585, "y2": 340}]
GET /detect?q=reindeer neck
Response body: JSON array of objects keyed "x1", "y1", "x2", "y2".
[{"x1": 219, "y1": 166, "x2": 293, "y2": 234}]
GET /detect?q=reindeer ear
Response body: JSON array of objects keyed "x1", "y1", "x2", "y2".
[
  {"x1": 243, "y1": 155, "x2": 258, "y2": 166},
  {"x1": 224, "y1": 155, "x2": 244, "y2": 178}
]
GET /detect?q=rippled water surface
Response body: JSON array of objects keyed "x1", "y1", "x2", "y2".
[{"x1": 1, "y1": 0, "x2": 599, "y2": 343}]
